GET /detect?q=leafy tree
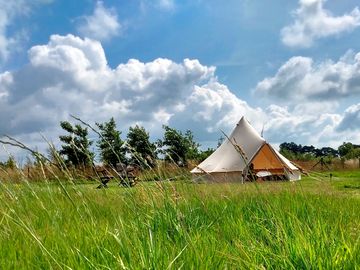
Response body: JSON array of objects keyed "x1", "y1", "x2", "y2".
[
  {"x1": 280, "y1": 142, "x2": 338, "y2": 161},
  {"x1": 278, "y1": 147, "x2": 297, "y2": 160},
  {"x1": 352, "y1": 148, "x2": 360, "y2": 168},
  {"x1": 158, "y1": 126, "x2": 187, "y2": 166},
  {"x1": 337, "y1": 142, "x2": 360, "y2": 168},
  {"x1": 280, "y1": 142, "x2": 303, "y2": 157},
  {"x1": 59, "y1": 121, "x2": 94, "y2": 167},
  {"x1": 127, "y1": 125, "x2": 157, "y2": 168},
  {"x1": 158, "y1": 126, "x2": 201, "y2": 166},
  {"x1": 184, "y1": 130, "x2": 201, "y2": 160},
  {"x1": 316, "y1": 147, "x2": 338, "y2": 158},
  {"x1": 279, "y1": 142, "x2": 306, "y2": 160},
  {"x1": 1, "y1": 156, "x2": 17, "y2": 169},
  {"x1": 96, "y1": 117, "x2": 126, "y2": 167},
  {"x1": 338, "y1": 142, "x2": 355, "y2": 158},
  {"x1": 197, "y1": 148, "x2": 215, "y2": 161}
]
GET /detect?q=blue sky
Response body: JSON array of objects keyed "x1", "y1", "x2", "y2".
[{"x1": 1, "y1": 0, "x2": 360, "y2": 159}]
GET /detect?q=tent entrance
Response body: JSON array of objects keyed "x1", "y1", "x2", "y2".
[{"x1": 251, "y1": 144, "x2": 285, "y2": 175}]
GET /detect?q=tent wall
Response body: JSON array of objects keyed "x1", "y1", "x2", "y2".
[
  {"x1": 192, "y1": 170, "x2": 300, "y2": 182},
  {"x1": 192, "y1": 172, "x2": 243, "y2": 183},
  {"x1": 285, "y1": 170, "x2": 301, "y2": 181}
]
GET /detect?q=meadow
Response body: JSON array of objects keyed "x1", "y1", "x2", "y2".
[{"x1": 0, "y1": 170, "x2": 359, "y2": 269}]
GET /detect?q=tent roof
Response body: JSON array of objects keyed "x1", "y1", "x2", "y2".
[
  {"x1": 191, "y1": 116, "x2": 299, "y2": 174},
  {"x1": 191, "y1": 117, "x2": 265, "y2": 173},
  {"x1": 273, "y1": 148, "x2": 299, "y2": 171}
]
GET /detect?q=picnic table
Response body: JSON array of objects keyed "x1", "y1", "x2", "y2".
[{"x1": 96, "y1": 163, "x2": 138, "y2": 188}]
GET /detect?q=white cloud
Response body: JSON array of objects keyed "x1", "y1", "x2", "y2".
[
  {"x1": 77, "y1": 1, "x2": 121, "y2": 42},
  {"x1": 154, "y1": 109, "x2": 173, "y2": 124},
  {"x1": 0, "y1": 0, "x2": 27, "y2": 63},
  {"x1": 337, "y1": 103, "x2": 360, "y2": 131},
  {"x1": 281, "y1": 0, "x2": 360, "y2": 48},
  {"x1": 140, "y1": 0, "x2": 176, "y2": 13},
  {"x1": 0, "y1": 0, "x2": 53, "y2": 65},
  {"x1": 157, "y1": 0, "x2": 176, "y2": 10},
  {"x1": 263, "y1": 103, "x2": 360, "y2": 148},
  {"x1": 263, "y1": 105, "x2": 343, "y2": 147},
  {"x1": 1, "y1": 34, "x2": 360, "y2": 160},
  {"x1": 255, "y1": 50, "x2": 360, "y2": 101},
  {"x1": 185, "y1": 81, "x2": 265, "y2": 133},
  {"x1": 0, "y1": 34, "x2": 217, "y2": 138}
]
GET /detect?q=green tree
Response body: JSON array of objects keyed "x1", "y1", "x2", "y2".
[
  {"x1": 59, "y1": 121, "x2": 94, "y2": 167},
  {"x1": 184, "y1": 130, "x2": 201, "y2": 160},
  {"x1": 96, "y1": 117, "x2": 126, "y2": 167},
  {"x1": 338, "y1": 142, "x2": 354, "y2": 158},
  {"x1": 353, "y1": 148, "x2": 360, "y2": 168},
  {"x1": 158, "y1": 126, "x2": 201, "y2": 166},
  {"x1": 344, "y1": 147, "x2": 360, "y2": 168},
  {"x1": 2, "y1": 156, "x2": 16, "y2": 169},
  {"x1": 197, "y1": 148, "x2": 215, "y2": 161},
  {"x1": 127, "y1": 125, "x2": 156, "y2": 168}
]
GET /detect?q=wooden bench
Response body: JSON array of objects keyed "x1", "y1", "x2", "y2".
[{"x1": 95, "y1": 164, "x2": 138, "y2": 188}]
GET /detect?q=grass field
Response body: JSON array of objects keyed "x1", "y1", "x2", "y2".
[{"x1": 0, "y1": 171, "x2": 359, "y2": 269}]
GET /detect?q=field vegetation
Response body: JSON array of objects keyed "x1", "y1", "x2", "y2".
[
  {"x1": 0, "y1": 169, "x2": 359, "y2": 269},
  {"x1": 0, "y1": 118, "x2": 359, "y2": 268}
]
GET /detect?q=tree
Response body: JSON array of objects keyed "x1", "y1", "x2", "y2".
[
  {"x1": 352, "y1": 148, "x2": 360, "y2": 168},
  {"x1": 1, "y1": 156, "x2": 17, "y2": 169},
  {"x1": 280, "y1": 142, "x2": 338, "y2": 161},
  {"x1": 338, "y1": 142, "x2": 360, "y2": 168},
  {"x1": 59, "y1": 121, "x2": 94, "y2": 167},
  {"x1": 280, "y1": 142, "x2": 303, "y2": 157},
  {"x1": 197, "y1": 148, "x2": 215, "y2": 162},
  {"x1": 126, "y1": 125, "x2": 156, "y2": 168},
  {"x1": 96, "y1": 117, "x2": 126, "y2": 167},
  {"x1": 279, "y1": 142, "x2": 304, "y2": 160},
  {"x1": 317, "y1": 147, "x2": 338, "y2": 158},
  {"x1": 158, "y1": 126, "x2": 201, "y2": 166},
  {"x1": 184, "y1": 130, "x2": 201, "y2": 160},
  {"x1": 338, "y1": 142, "x2": 355, "y2": 158}
]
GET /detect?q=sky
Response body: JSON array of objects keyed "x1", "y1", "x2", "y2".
[{"x1": 1, "y1": 0, "x2": 360, "y2": 161}]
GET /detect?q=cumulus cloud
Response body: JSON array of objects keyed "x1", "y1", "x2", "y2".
[
  {"x1": 255, "y1": 50, "x2": 360, "y2": 101},
  {"x1": 281, "y1": 0, "x2": 360, "y2": 48},
  {"x1": 263, "y1": 105, "x2": 343, "y2": 146},
  {"x1": 1, "y1": 34, "x2": 360, "y2": 160},
  {"x1": 0, "y1": 0, "x2": 28, "y2": 63},
  {"x1": 262, "y1": 103, "x2": 360, "y2": 148},
  {"x1": 0, "y1": 34, "x2": 247, "y2": 141},
  {"x1": 185, "y1": 82, "x2": 264, "y2": 132},
  {"x1": 336, "y1": 103, "x2": 360, "y2": 131},
  {"x1": 77, "y1": 1, "x2": 121, "y2": 41},
  {"x1": 0, "y1": 0, "x2": 54, "y2": 65}
]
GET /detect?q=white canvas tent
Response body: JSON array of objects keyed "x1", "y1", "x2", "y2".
[{"x1": 191, "y1": 117, "x2": 301, "y2": 182}]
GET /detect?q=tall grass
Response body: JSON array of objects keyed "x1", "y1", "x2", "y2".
[
  {"x1": 0, "y1": 173, "x2": 359, "y2": 269},
  {"x1": 1, "y1": 117, "x2": 358, "y2": 268}
]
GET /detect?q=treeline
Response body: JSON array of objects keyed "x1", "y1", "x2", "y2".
[
  {"x1": 3, "y1": 119, "x2": 360, "y2": 171},
  {"x1": 279, "y1": 142, "x2": 360, "y2": 161},
  {"x1": 51, "y1": 117, "x2": 215, "y2": 169}
]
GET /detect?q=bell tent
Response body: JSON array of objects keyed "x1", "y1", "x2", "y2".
[{"x1": 191, "y1": 117, "x2": 301, "y2": 182}]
